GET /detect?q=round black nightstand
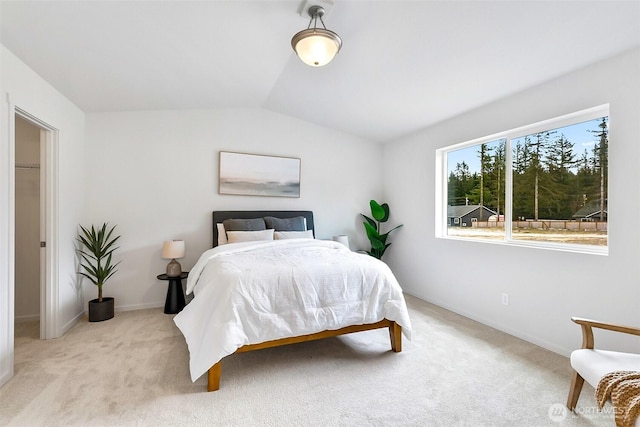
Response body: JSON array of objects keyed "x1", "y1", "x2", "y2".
[{"x1": 156, "y1": 271, "x2": 188, "y2": 314}]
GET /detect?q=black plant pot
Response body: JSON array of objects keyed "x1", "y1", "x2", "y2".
[{"x1": 88, "y1": 297, "x2": 114, "y2": 322}]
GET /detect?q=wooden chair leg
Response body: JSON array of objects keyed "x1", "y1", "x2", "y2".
[
  {"x1": 566, "y1": 371, "x2": 584, "y2": 410},
  {"x1": 207, "y1": 361, "x2": 222, "y2": 392},
  {"x1": 389, "y1": 322, "x2": 402, "y2": 353}
]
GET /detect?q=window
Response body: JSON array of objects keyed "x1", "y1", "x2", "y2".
[{"x1": 437, "y1": 105, "x2": 609, "y2": 254}]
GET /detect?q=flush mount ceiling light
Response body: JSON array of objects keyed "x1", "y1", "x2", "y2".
[{"x1": 291, "y1": 5, "x2": 342, "y2": 67}]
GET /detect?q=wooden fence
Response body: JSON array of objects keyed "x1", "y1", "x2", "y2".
[{"x1": 473, "y1": 220, "x2": 607, "y2": 231}]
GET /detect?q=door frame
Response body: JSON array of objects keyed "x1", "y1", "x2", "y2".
[
  {"x1": 1, "y1": 97, "x2": 60, "y2": 387},
  {"x1": 12, "y1": 106, "x2": 59, "y2": 341}
]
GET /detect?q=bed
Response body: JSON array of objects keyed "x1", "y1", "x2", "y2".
[{"x1": 174, "y1": 210, "x2": 412, "y2": 391}]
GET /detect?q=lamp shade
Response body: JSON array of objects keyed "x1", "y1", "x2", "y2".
[
  {"x1": 292, "y1": 28, "x2": 342, "y2": 67},
  {"x1": 162, "y1": 240, "x2": 185, "y2": 259}
]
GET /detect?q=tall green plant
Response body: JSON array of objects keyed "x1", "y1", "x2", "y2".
[
  {"x1": 77, "y1": 223, "x2": 121, "y2": 302},
  {"x1": 361, "y1": 200, "x2": 403, "y2": 260}
]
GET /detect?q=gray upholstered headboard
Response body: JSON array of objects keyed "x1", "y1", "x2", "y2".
[{"x1": 212, "y1": 210, "x2": 315, "y2": 247}]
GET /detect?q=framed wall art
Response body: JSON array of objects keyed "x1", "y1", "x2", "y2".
[{"x1": 218, "y1": 151, "x2": 301, "y2": 198}]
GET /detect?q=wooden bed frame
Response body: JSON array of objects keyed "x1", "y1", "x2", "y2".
[
  {"x1": 206, "y1": 210, "x2": 403, "y2": 391},
  {"x1": 207, "y1": 319, "x2": 402, "y2": 391}
]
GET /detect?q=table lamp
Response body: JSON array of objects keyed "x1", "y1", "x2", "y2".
[{"x1": 162, "y1": 240, "x2": 185, "y2": 277}]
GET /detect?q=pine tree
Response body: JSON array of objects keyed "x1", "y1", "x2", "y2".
[{"x1": 590, "y1": 117, "x2": 608, "y2": 221}]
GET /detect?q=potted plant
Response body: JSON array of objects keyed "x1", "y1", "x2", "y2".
[
  {"x1": 361, "y1": 200, "x2": 403, "y2": 260},
  {"x1": 77, "y1": 222, "x2": 121, "y2": 322}
]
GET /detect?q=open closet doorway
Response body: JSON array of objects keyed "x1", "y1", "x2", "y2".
[{"x1": 13, "y1": 111, "x2": 55, "y2": 341}]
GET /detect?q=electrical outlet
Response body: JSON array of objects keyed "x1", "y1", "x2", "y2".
[{"x1": 501, "y1": 293, "x2": 509, "y2": 306}]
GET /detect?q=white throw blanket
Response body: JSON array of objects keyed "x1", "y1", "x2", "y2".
[{"x1": 174, "y1": 239, "x2": 413, "y2": 382}]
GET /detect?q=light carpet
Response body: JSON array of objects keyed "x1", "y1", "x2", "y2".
[{"x1": 0, "y1": 295, "x2": 615, "y2": 426}]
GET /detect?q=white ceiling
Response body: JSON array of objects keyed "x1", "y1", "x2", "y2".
[{"x1": 1, "y1": 0, "x2": 639, "y2": 143}]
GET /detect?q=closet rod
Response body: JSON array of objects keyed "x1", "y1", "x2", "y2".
[{"x1": 15, "y1": 162, "x2": 40, "y2": 170}]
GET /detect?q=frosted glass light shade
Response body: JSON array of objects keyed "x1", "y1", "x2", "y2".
[
  {"x1": 162, "y1": 240, "x2": 185, "y2": 259},
  {"x1": 292, "y1": 28, "x2": 342, "y2": 67}
]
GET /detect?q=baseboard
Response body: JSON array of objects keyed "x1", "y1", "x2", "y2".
[
  {"x1": 60, "y1": 310, "x2": 84, "y2": 336},
  {"x1": 403, "y1": 288, "x2": 572, "y2": 358},
  {"x1": 0, "y1": 369, "x2": 13, "y2": 388},
  {"x1": 115, "y1": 301, "x2": 164, "y2": 312},
  {"x1": 14, "y1": 314, "x2": 39, "y2": 323},
  {"x1": 81, "y1": 301, "x2": 164, "y2": 319}
]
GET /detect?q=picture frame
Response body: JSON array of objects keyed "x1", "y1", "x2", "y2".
[{"x1": 219, "y1": 151, "x2": 301, "y2": 198}]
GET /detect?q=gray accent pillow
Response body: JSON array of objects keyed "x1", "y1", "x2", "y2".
[
  {"x1": 264, "y1": 216, "x2": 306, "y2": 232},
  {"x1": 222, "y1": 218, "x2": 267, "y2": 232}
]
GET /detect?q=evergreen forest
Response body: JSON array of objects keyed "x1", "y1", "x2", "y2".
[{"x1": 447, "y1": 116, "x2": 608, "y2": 222}]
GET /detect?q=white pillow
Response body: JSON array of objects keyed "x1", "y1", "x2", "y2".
[
  {"x1": 216, "y1": 223, "x2": 227, "y2": 245},
  {"x1": 226, "y1": 229, "x2": 274, "y2": 244},
  {"x1": 274, "y1": 230, "x2": 314, "y2": 240}
]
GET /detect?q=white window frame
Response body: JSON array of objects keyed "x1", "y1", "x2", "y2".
[{"x1": 435, "y1": 104, "x2": 609, "y2": 255}]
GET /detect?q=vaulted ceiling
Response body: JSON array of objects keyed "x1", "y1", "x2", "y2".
[{"x1": 1, "y1": 1, "x2": 639, "y2": 143}]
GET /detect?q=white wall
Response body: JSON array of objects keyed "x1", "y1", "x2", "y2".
[
  {"x1": 383, "y1": 47, "x2": 640, "y2": 356},
  {"x1": 84, "y1": 109, "x2": 382, "y2": 311},
  {"x1": 0, "y1": 45, "x2": 86, "y2": 386}
]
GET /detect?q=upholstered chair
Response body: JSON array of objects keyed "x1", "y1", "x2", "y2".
[{"x1": 567, "y1": 317, "x2": 640, "y2": 426}]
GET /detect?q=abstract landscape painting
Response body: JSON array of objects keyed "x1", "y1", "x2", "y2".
[{"x1": 219, "y1": 151, "x2": 301, "y2": 197}]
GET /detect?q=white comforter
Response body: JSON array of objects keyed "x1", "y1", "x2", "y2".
[{"x1": 174, "y1": 239, "x2": 412, "y2": 382}]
